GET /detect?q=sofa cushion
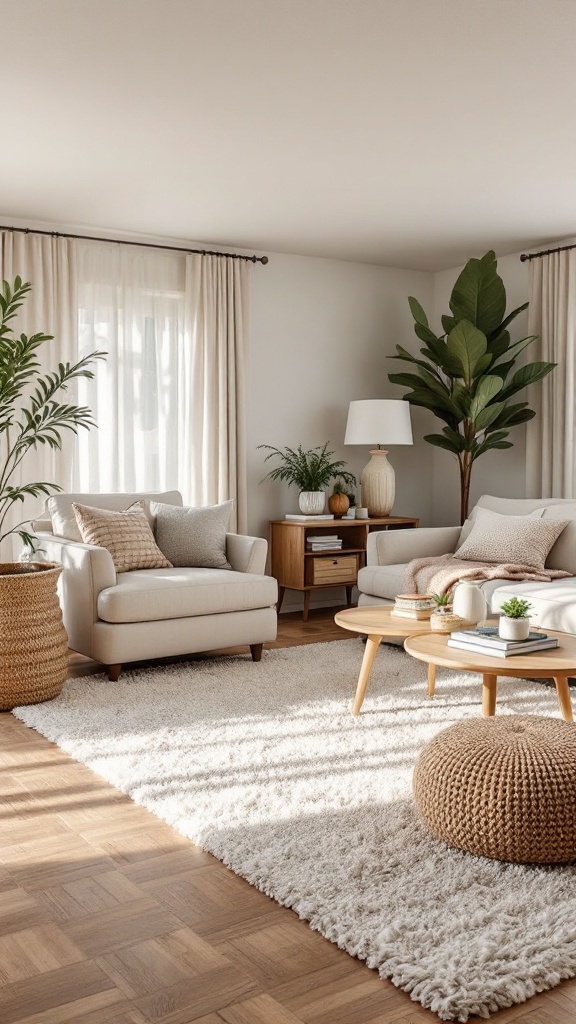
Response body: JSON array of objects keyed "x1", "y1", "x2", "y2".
[
  {"x1": 456, "y1": 507, "x2": 569, "y2": 570},
  {"x1": 490, "y1": 578, "x2": 576, "y2": 634},
  {"x1": 73, "y1": 502, "x2": 172, "y2": 573},
  {"x1": 97, "y1": 567, "x2": 277, "y2": 623},
  {"x1": 150, "y1": 499, "x2": 233, "y2": 569},
  {"x1": 48, "y1": 490, "x2": 183, "y2": 541},
  {"x1": 357, "y1": 563, "x2": 408, "y2": 601}
]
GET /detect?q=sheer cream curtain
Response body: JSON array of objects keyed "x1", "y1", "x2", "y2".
[
  {"x1": 0, "y1": 232, "x2": 77, "y2": 559},
  {"x1": 0, "y1": 231, "x2": 251, "y2": 558},
  {"x1": 526, "y1": 249, "x2": 576, "y2": 498},
  {"x1": 75, "y1": 242, "x2": 251, "y2": 531}
]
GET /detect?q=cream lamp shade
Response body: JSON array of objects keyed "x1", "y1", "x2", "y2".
[{"x1": 344, "y1": 399, "x2": 413, "y2": 516}]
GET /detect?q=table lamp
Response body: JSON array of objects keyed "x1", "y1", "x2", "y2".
[{"x1": 344, "y1": 399, "x2": 413, "y2": 516}]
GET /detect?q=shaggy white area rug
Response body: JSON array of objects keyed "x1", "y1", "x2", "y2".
[{"x1": 13, "y1": 639, "x2": 576, "y2": 1022}]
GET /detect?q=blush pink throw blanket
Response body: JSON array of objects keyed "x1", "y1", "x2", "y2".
[{"x1": 403, "y1": 553, "x2": 572, "y2": 597}]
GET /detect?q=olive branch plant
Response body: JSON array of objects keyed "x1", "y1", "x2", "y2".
[{"x1": 0, "y1": 276, "x2": 105, "y2": 551}]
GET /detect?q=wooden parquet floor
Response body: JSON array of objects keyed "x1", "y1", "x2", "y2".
[{"x1": 1, "y1": 606, "x2": 576, "y2": 1024}]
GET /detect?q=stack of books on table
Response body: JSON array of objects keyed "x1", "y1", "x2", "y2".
[
  {"x1": 306, "y1": 535, "x2": 343, "y2": 552},
  {"x1": 391, "y1": 594, "x2": 436, "y2": 620},
  {"x1": 448, "y1": 625, "x2": 559, "y2": 658}
]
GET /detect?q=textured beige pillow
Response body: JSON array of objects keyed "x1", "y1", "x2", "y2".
[
  {"x1": 72, "y1": 501, "x2": 173, "y2": 573},
  {"x1": 455, "y1": 506, "x2": 569, "y2": 570},
  {"x1": 150, "y1": 499, "x2": 233, "y2": 569}
]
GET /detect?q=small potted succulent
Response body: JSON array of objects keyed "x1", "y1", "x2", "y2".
[
  {"x1": 498, "y1": 597, "x2": 532, "y2": 641},
  {"x1": 430, "y1": 591, "x2": 464, "y2": 633}
]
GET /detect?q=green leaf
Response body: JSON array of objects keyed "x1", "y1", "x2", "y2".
[
  {"x1": 408, "y1": 296, "x2": 429, "y2": 328},
  {"x1": 446, "y1": 320, "x2": 488, "y2": 383},
  {"x1": 487, "y1": 301, "x2": 529, "y2": 341},
  {"x1": 423, "y1": 433, "x2": 461, "y2": 454},
  {"x1": 499, "y1": 361, "x2": 556, "y2": 401},
  {"x1": 492, "y1": 334, "x2": 538, "y2": 368},
  {"x1": 441, "y1": 314, "x2": 457, "y2": 335},
  {"x1": 414, "y1": 322, "x2": 440, "y2": 345},
  {"x1": 449, "y1": 252, "x2": 506, "y2": 335},
  {"x1": 472, "y1": 401, "x2": 505, "y2": 432},
  {"x1": 441, "y1": 426, "x2": 467, "y2": 452},
  {"x1": 469, "y1": 375, "x2": 503, "y2": 421}
]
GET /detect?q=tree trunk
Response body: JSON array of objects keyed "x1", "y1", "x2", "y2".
[{"x1": 459, "y1": 452, "x2": 473, "y2": 525}]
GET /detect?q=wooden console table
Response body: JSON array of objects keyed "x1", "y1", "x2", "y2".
[{"x1": 269, "y1": 516, "x2": 419, "y2": 621}]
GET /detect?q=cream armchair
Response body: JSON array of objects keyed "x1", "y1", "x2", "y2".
[{"x1": 33, "y1": 490, "x2": 278, "y2": 680}]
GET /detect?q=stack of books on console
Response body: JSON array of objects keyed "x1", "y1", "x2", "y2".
[
  {"x1": 391, "y1": 594, "x2": 436, "y2": 620},
  {"x1": 448, "y1": 625, "x2": 559, "y2": 658},
  {"x1": 306, "y1": 534, "x2": 343, "y2": 552}
]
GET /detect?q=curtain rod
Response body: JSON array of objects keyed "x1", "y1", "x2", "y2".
[
  {"x1": 520, "y1": 241, "x2": 576, "y2": 262},
  {"x1": 0, "y1": 224, "x2": 269, "y2": 264}
]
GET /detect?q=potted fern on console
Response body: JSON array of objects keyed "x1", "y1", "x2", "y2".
[{"x1": 0, "y1": 277, "x2": 103, "y2": 709}]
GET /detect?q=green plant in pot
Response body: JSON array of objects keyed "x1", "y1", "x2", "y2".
[
  {"x1": 388, "y1": 250, "x2": 556, "y2": 524},
  {"x1": 499, "y1": 596, "x2": 532, "y2": 641},
  {"x1": 0, "y1": 276, "x2": 103, "y2": 710},
  {"x1": 258, "y1": 442, "x2": 355, "y2": 515},
  {"x1": 430, "y1": 590, "x2": 463, "y2": 633}
]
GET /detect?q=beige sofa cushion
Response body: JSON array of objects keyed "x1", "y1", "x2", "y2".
[
  {"x1": 456, "y1": 507, "x2": 569, "y2": 570},
  {"x1": 357, "y1": 563, "x2": 408, "y2": 601},
  {"x1": 97, "y1": 567, "x2": 278, "y2": 623},
  {"x1": 151, "y1": 499, "x2": 233, "y2": 569},
  {"x1": 48, "y1": 489, "x2": 183, "y2": 541},
  {"x1": 73, "y1": 502, "x2": 172, "y2": 573}
]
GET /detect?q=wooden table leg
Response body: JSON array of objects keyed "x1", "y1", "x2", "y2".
[
  {"x1": 352, "y1": 634, "x2": 382, "y2": 716},
  {"x1": 482, "y1": 673, "x2": 498, "y2": 716},
  {"x1": 427, "y1": 663, "x2": 436, "y2": 698},
  {"x1": 553, "y1": 675, "x2": 574, "y2": 722},
  {"x1": 345, "y1": 585, "x2": 353, "y2": 607},
  {"x1": 276, "y1": 586, "x2": 285, "y2": 615},
  {"x1": 303, "y1": 591, "x2": 311, "y2": 622}
]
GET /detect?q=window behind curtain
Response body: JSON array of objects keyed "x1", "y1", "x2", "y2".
[{"x1": 74, "y1": 241, "x2": 187, "y2": 495}]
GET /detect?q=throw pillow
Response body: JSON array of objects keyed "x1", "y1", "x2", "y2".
[
  {"x1": 72, "y1": 501, "x2": 173, "y2": 573},
  {"x1": 455, "y1": 506, "x2": 569, "y2": 570},
  {"x1": 150, "y1": 499, "x2": 234, "y2": 569}
]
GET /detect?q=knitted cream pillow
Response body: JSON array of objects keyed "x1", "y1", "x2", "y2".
[
  {"x1": 455, "y1": 506, "x2": 569, "y2": 570},
  {"x1": 72, "y1": 501, "x2": 172, "y2": 573}
]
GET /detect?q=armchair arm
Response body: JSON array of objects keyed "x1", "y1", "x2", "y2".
[
  {"x1": 226, "y1": 533, "x2": 268, "y2": 575},
  {"x1": 34, "y1": 532, "x2": 117, "y2": 657},
  {"x1": 367, "y1": 526, "x2": 462, "y2": 566}
]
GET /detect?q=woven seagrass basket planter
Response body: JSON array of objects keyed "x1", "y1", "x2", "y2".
[
  {"x1": 0, "y1": 562, "x2": 68, "y2": 711},
  {"x1": 413, "y1": 716, "x2": 576, "y2": 864}
]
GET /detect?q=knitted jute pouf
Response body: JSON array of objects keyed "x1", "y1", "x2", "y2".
[
  {"x1": 413, "y1": 716, "x2": 576, "y2": 864},
  {"x1": 0, "y1": 562, "x2": 68, "y2": 711}
]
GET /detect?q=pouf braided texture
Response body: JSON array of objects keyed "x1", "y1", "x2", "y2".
[{"x1": 413, "y1": 715, "x2": 576, "y2": 863}]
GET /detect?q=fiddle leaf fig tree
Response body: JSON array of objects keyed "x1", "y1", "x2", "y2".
[
  {"x1": 0, "y1": 276, "x2": 104, "y2": 551},
  {"x1": 388, "y1": 251, "x2": 555, "y2": 523}
]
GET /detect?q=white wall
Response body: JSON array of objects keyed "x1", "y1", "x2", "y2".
[
  {"x1": 429, "y1": 252, "x2": 531, "y2": 525},
  {"x1": 247, "y1": 250, "x2": 434, "y2": 609}
]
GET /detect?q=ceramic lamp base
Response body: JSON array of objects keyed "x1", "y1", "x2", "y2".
[{"x1": 361, "y1": 449, "x2": 395, "y2": 517}]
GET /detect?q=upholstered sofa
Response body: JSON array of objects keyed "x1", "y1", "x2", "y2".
[
  {"x1": 357, "y1": 494, "x2": 576, "y2": 634},
  {"x1": 33, "y1": 490, "x2": 278, "y2": 679}
]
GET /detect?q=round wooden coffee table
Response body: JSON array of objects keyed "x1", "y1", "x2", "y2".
[
  {"x1": 334, "y1": 606, "x2": 436, "y2": 715},
  {"x1": 404, "y1": 629, "x2": 575, "y2": 722}
]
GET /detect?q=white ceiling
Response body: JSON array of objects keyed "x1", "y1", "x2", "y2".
[{"x1": 3, "y1": 0, "x2": 576, "y2": 271}]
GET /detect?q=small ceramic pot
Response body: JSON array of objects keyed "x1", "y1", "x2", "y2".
[
  {"x1": 498, "y1": 615, "x2": 530, "y2": 641},
  {"x1": 298, "y1": 491, "x2": 326, "y2": 515}
]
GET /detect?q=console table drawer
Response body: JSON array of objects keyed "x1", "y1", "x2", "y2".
[{"x1": 308, "y1": 554, "x2": 358, "y2": 585}]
